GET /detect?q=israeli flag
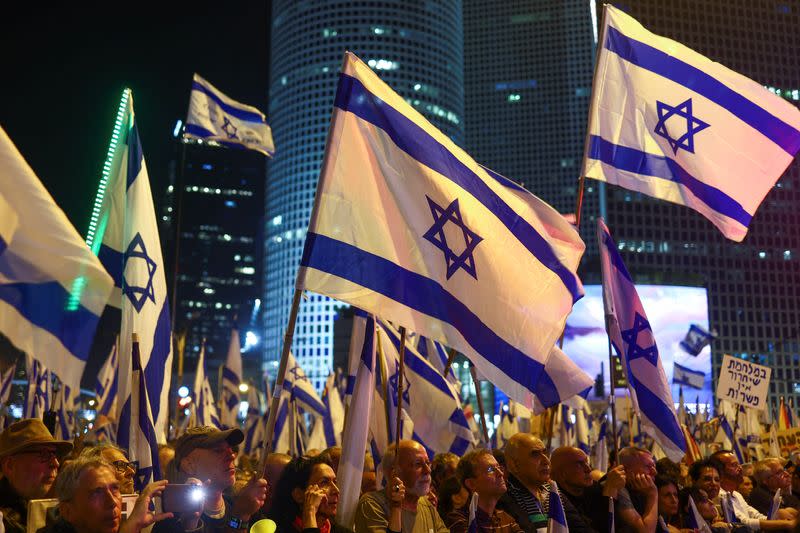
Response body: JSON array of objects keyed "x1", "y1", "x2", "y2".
[
  {"x1": 583, "y1": 5, "x2": 800, "y2": 242},
  {"x1": 54, "y1": 379, "x2": 75, "y2": 441},
  {"x1": 0, "y1": 127, "x2": 113, "y2": 391},
  {"x1": 598, "y1": 218, "x2": 686, "y2": 462},
  {"x1": 280, "y1": 352, "x2": 326, "y2": 417},
  {"x1": 415, "y1": 335, "x2": 459, "y2": 387},
  {"x1": 547, "y1": 480, "x2": 569, "y2": 533},
  {"x1": 467, "y1": 492, "x2": 479, "y2": 533},
  {"x1": 220, "y1": 328, "x2": 243, "y2": 428},
  {"x1": 122, "y1": 334, "x2": 161, "y2": 491},
  {"x1": 685, "y1": 495, "x2": 712, "y2": 533},
  {"x1": 24, "y1": 354, "x2": 51, "y2": 419},
  {"x1": 97, "y1": 91, "x2": 172, "y2": 444},
  {"x1": 185, "y1": 73, "x2": 275, "y2": 157},
  {"x1": 299, "y1": 51, "x2": 588, "y2": 410},
  {"x1": 193, "y1": 343, "x2": 221, "y2": 428},
  {"x1": 242, "y1": 383, "x2": 265, "y2": 455},
  {"x1": 307, "y1": 372, "x2": 345, "y2": 450},
  {"x1": 377, "y1": 319, "x2": 473, "y2": 455},
  {"x1": 680, "y1": 325, "x2": 714, "y2": 356},
  {"x1": 673, "y1": 362, "x2": 705, "y2": 389},
  {"x1": 594, "y1": 418, "x2": 609, "y2": 472},
  {"x1": 95, "y1": 339, "x2": 119, "y2": 418},
  {"x1": 337, "y1": 311, "x2": 377, "y2": 529}
]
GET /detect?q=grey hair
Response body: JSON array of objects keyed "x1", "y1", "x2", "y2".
[
  {"x1": 753, "y1": 458, "x2": 784, "y2": 484},
  {"x1": 79, "y1": 441, "x2": 127, "y2": 461},
  {"x1": 54, "y1": 457, "x2": 115, "y2": 502}
]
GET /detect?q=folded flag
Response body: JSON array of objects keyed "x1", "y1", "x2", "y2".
[
  {"x1": 298, "y1": 51, "x2": 587, "y2": 410},
  {"x1": 0, "y1": 126, "x2": 113, "y2": 391},
  {"x1": 598, "y1": 218, "x2": 686, "y2": 461},
  {"x1": 185, "y1": 73, "x2": 275, "y2": 156},
  {"x1": 583, "y1": 5, "x2": 800, "y2": 242},
  {"x1": 673, "y1": 362, "x2": 705, "y2": 389}
]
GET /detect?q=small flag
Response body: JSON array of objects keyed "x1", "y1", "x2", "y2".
[
  {"x1": 583, "y1": 5, "x2": 800, "y2": 242},
  {"x1": 24, "y1": 355, "x2": 51, "y2": 419},
  {"x1": 0, "y1": 126, "x2": 113, "y2": 391},
  {"x1": 220, "y1": 327, "x2": 243, "y2": 428},
  {"x1": 594, "y1": 418, "x2": 609, "y2": 472},
  {"x1": 185, "y1": 73, "x2": 275, "y2": 156},
  {"x1": 679, "y1": 324, "x2": 714, "y2": 356},
  {"x1": 307, "y1": 372, "x2": 345, "y2": 449},
  {"x1": 298, "y1": 51, "x2": 589, "y2": 411},
  {"x1": 54, "y1": 378, "x2": 75, "y2": 441},
  {"x1": 95, "y1": 339, "x2": 119, "y2": 418},
  {"x1": 547, "y1": 480, "x2": 569, "y2": 533},
  {"x1": 598, "y1": 218, "x2": 686, "y2": 461},
  {"x1": 673, "y1": 362, "x2": 705, "y2": 389},
  {"x1": 608, "y1": 496, "x2": 615, "y2": 533},
  {"x1": 467, "y1": 491, "x2": 479, "y2": 533},
  {"x1": 193, "y1": 342, "x2": 221, "y2": 428},
  {"x1": 685, "y1": 494, "x2": 712, "y2": 532},
  {"x1": 242, "y1": 383, "x2": 265, "y2": 455}
]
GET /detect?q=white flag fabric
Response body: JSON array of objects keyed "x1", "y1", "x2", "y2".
[
  {"x1": 598, "y1": 218, "x2": 686, "y2": 462},
  {"x1": 220, "y1": 328, "x2": 243, "y2": 428},
  {"x1": 185, "y1": 73, "x2": 275, "y2": 157},
  {"x1": 298, "y1": 51, "x2": 587, "y2": 410},
  {"x1": 279, "y1": 352, "x2": 326, "y2": 417},
  {"x1": 193, "y1": 344, "x2": 221, "y2": 428},
  {"x1": 307, "y1": 373, "x2": 345, "y2": 451},
  {"x1": 98, "y1": 91, "x2": 173, "y2": 444},
  {"x1": 574, "y1": 399, "x2": 591, "y2": 454},
  {"x1": 126, "y1": 335, "x2": 161, "y2": 490},
  {"x1": 242, "y1": 384, "x2": 265, "y2": 455},
  {"x1": 593, "y1": 418, "x2": 609, "y2": 473},
  {"x1": 0, "y1": 126, "x2": 113, "y2": 391},
  {"x1": 95, "y1": 339, "x2": 119, "y2": 418},
  {"x1": 583, "y1": 5, "x2": 800, "y2": 242},
  {"x1": 673, "y1": 362, "x2": 705, "y2": 389},
  {"x1": 337, "y1": 311, "x2": 377, "y2": 529}
]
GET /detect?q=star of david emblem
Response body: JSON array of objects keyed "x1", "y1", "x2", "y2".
[
  {"x1": 221, "y1": 117, "x2": 239, "y2": 139},
  {"x1": 422, "y1": 195, "x2": 483, "y2": 280},
  {"x1": 653, "y1": 98, "x2": 710, "y2": 155},
  {"x1": 134, "y1": 465, "x2": 150, "y2": 492},
  {"x1": 620, "y1": 313, "x2": 659, "y2": 366},
  {"x1": 288, "y1": 365, "x2": 309, "y2": 384},
  {"x1": 388, "y1": 361, "x2": 410, "y2": 405},
  {"x1": 123, "y1": 233, "x2": 157, "y2": 313}
]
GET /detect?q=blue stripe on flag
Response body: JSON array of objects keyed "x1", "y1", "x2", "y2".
[
  {"x1": 599, "y1": 228, "x2": 633, "y2": 283},
  {"x1": 223, "y1": 367, "x2": 240, "y2": 384},
  {"x1": 145, "y1": 302, "x2": 171, "y2": 423},
  {"x1": 191, "y1": 81, "x2": 265, "y2": 123},
  {"x1": 98, "y1": 244, "x2": 123, "y2": 288},
  {"x1": 674, "y1": 362, "x2": 705, "y2": 378},
  {"x1": 302, "y1": 232, "x2": 563, "y2": 404},
  {"x1": 126, "y1": 122, "x2": 143, "y2": 190},
  {"x1": 360, "y1": 315, "x2": 375, "y2": 372},
  {"x1": 184, "y1": 123, "x2": 217, "y2": 139},
  {"x1": 379, "y1": 323, "x2": 453, "y2": 397},
  {"x1": 589, "y1": 135, "x2": 752, "y2": 227},
  {"x1": 334, "y1": 73, "x2": 583, "y2": 303},
  {"x1": 291, "y1": 387, "x2": 326, "y2": 416},
  {"x1": 605, "y1": 26, "x2": 800, "y2": 155},
  {"x1": 0, "y1": 281, "x2": 99, "y2": 362},
  {"x1": 627, "y1": 371, "x2": 685, "y2": 450}
]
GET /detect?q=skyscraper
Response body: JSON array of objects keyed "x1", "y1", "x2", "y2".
[
  {"x1": 599, "y1": 1, "x2": 800, "y2": 408},
  {"x1": 266, "y1": 1, "x2": 465, "y2": 391}
]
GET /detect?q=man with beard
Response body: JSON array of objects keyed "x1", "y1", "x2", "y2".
[
  {"x1": 41, "y1": 457, "x2": 171, "y2": 533},
  {"x1": 354, "y1": 440, "x2": 448, "y2": 533},
  {"x1": 446, "y1": 449, "x2": 522, "y2": 533},
  {"x1": 154, "y1": 426, "x2": 268, "y2": 533},
  {"x1": 710, "y1": 450, "x2": 796, "y2": 530},
  {"x1": 749, "y1": 458, "x2": 800, "y2": 518},
  {"x1": 0, "y1": 418, "x2": 73, "y2": 533}
]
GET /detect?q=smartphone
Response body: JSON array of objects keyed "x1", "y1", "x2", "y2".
[{"x1": 161, "y1": 484, "x2": 205, "y2": 514}]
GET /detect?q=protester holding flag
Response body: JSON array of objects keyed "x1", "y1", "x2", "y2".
[{"x1": 445, "y1": 449, "x2": 522, "y2": 533}]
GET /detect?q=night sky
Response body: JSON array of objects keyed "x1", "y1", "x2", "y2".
[{"x1": 1, "y1": 4, "x2": 270, "y2": 234}]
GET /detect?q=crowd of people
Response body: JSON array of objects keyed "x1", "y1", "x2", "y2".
[{"x1": 1, "y1": 417, "x2": 799, "y2": 533}]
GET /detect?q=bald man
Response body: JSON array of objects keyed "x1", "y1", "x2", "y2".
[
  {"x1": 354, "y1": 440, "x2": 448, "y2": 533},
  {"x1": 551, "y1": 446, "x2": 626, "y2": 533},
  {"x1": 497, "y1": 433, "x2": 595, "y2": 532}
]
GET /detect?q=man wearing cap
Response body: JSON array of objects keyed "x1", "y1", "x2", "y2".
[
  {"x1": 0, "y1": 418, "x2": 73, "y2": 533},
  {"x1": 154, "y1": 426, "x2": 268, "y2": 533}
]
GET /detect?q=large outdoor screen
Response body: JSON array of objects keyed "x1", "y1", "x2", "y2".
[{"x1": 562, "y1": 284, "x2": 713, "y2": 406}]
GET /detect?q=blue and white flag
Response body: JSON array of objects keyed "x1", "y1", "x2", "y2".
[
  {"x1": 593, "y1": 418, "x2": 609, "y2": 473},
  {"x1": 680, "y1": 324, "x2": 714, "y2": 356},
  {"x1": 717, "y1": 413, "x2": 745, "y2": 463},
  {"x1": 193, "y1": 343, "x2": 221, "y2": 428},
  {"x1": 0, "y1": 126, "x2": 113, "y2": 391},
  {"x1": 574, "y1": 398, "x2": 591, "y2": 454},
  {"x1": 598, "y1": 218, "x2": 686, "y2": 462},
  {"x1": 242, "y1": 383, "x2": 265, "y2": 455},
  {"x1": 673, "y1": 362, "x2": 705, "y2": 389},
  {"x1": 97, "y1": 91, "x2": 172, "y2": 444},
  {"x1": 54, "y1": 379, "x2": 75, "y2": 441},
  {"x1": 95, "y1": 339, "x2": 119, "y2": 418},
  {"x1": 547, "y1": 480, "x2": 569, "y2": 533},
  {"x1": 280, "y1": 352, "x2": 326, "y2": 418},
  {"x1": 122, "y1": 334, "x2": 161, "y2": 491},
  {"x1": 685, "y1": 495, "x2": 711, "y2": 532},
  {"x1": 220, "y1": 328, "x2": 243, "y2": 428},
  {"x1": 337, "y1": 311, "x2": 377, "y2": 529},
  {"x1": 415, "y1": 335, "x2": 459, "y2": 387},
  {"x1": 377, "y1": 319, "x2": 473, "y2": 455},
  {"x1": 299, "y1": 51, "x2": 588, "y2": 410},
  {"x1": 583, "y1": 5, "x2": 800, "y2": 242},
  {"x1": 467, "y1": 492, "x2": 479, "y2": 533},
  {"x1": 185, "y1": 73, "x2": 275, "y2": 157},
  {"x1": 24, "y1": 354, "x2": 51, "y2": 419}
]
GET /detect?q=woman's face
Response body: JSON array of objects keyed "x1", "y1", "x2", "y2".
[
  {"x1": 738, "y1": 476, "x2": 754, "y2": 498},
  {"x1": 693, "y1": 489, "x2": 717, "y2": 521},
  {"x1": 657, "y1": 483, "x2": 679, "y2": 517}
]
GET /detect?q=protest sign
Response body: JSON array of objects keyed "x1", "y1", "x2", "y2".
[{"x1": 716, "y1": 354, "x2": 771, "y2": 410}]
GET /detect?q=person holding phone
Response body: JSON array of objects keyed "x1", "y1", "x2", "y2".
[
  {"x1": 154, "y1": 426, "x2": 268, "y2": 533},
  {"x1": 267, "y1": 455, "x2": 352, "y2": 533}
]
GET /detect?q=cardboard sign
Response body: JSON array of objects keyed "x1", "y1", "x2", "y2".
[{"x1": 716, "y1": 354, "x2": 771, "y2": 410}]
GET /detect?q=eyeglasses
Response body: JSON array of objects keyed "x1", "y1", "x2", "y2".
[
  {"x1": 112, "y1": 460, "x2": 138, "y2": 474},
  {"x1": 19, "y1": 449, "x2": 58, "y2": 463},
  {"x1": 485, "y1": 464, "x2": 503, "y2": 476}
]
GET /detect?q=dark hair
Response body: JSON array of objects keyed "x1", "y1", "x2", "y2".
[
  {"x1": 267, "y1": 455, "x2": 331, "y2": 528},
  {"x1": 655, "y1": 474, "x2": 679, "y2": 492},
  {"x1": 437, "y1": 476, "x2": 466, "y2": 518},
  {"x1": 656, "y1": 458, "x2": 681, "y2": 481},
  {"x1": 678, "y1": 486, "x2": 710, "y2": 528},
  {"x1": 431, "y1": 452, "x2": 458, "y2": 490},
  {"x1": 689, "y1": 459, "x2": 720, "y2": 483}
]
